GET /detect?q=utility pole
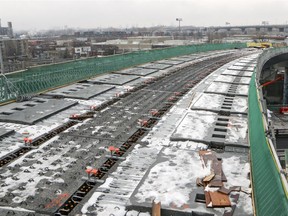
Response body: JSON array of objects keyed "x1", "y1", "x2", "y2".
[{"x1": 176, "y1": 18, "x2": 183, "y2": 33}]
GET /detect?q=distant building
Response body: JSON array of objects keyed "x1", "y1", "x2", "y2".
[
  {"x1": 0, "y1": 39, "x2": 29, "y2": 73},
  {"x1": 0, "y1": 19, "x2": 13, "y2": 38},
  {"x1": 74, "y1": 46, "x2": 91, "y2": 57}
]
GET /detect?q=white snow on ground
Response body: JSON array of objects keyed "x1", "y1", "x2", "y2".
[
  {"x1": 172, "y1": 111, "x2": 217, "y2": 140},
  {"x1": 214, "y1": 75, "x2": 251, "y2": 84},
  {"x1": 206, "y1": 82, "x2": 229, "y2": 93},
  {"x1": 236, "y1": 193, "x2": 254, "y2": 215},
  {"x1": 0, "y1": 140, "x2": 24, "y2": 159},
  {"x1": 0, "y1": 136, "x2": 77, "y2": 204},
  {"x1": 126, "y1": 211, "x2": 150, "y2": 216},
  {"x1": 206, "y1": 82, "x2": 249, "y2": 95},
  {"x1": 226, "y1": 115, "x2": 248, "y2": 143},
  {"x1": 65, "y1": 98, "x2": 105, "y2": 107},
  {"x1": 222, "y1": 70, "x2": 253, "y2": 77},
  {"x1": 91, "y1": 126, "x2": 104, "y2": 135},
  {"x1": 233, "y1": 97, "x2": 248, "y2": 113},
  {"x1": 221, "y1": 70, "x2": 239, "y2": 76},
  {"x1": 81, "y1": 178, "x2": 126, "y2": 215},
  {"x1": 193, "y1": 93, "x2": 223, "y2": 109},
  {"x1": 0, "y1": 206, "x2": 34, "y2": 213},
  {"x1": 192, "y1": 92, "x2": 248, "y2": 114},
  {"x1": 0, "y1": 122, "x2": 61, "y2": 158},
  {"x1": 243, "y1": 72, "x2": 253, "y2": 77},
  {"x1": 17, "y1": 123, "x2": 61, "y2": 139},
  {"x1": 245, "y1": 66, "x2": 256, "y2": 71},
  {"x1": 135, "y1": 148, "x2": 210, "y2": 207},
  {"x1": 237, "y1": 85, "x2": 249, "y2": 95},
  {"x1": 222, "y1": 156, "x2": 250, "y2": 188},
  {"x1": 239, "y1": 77, "x2": 252, "y2": 84},
  {"x1": 0, "y1": 122, "x2": 24, "y2": 131},
  {"x1": 81, "y1": 145, "x2": 157, "y2": 215},
  {"x1": 234, "y1": 62, "x2": 249, "y2": 66},
  {"x1": 222, "y1": 156, "x2": 253, "y2": 215},
  {"x1": 215, "y1": 75, "x2": 234, "y2": 83},
  {"x1": 80, "y1": 56, "x2": 222, "y2": 214},
  {"x1": 228, "y1": 65, "x2": 244, "y2": 70}
]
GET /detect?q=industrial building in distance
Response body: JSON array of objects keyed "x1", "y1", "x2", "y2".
[{"x1": 0, "y1": 19, "x2": 13, "y2": 39}]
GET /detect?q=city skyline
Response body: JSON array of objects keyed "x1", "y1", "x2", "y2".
[{"x1": 0, "y1": 0, "x2": 288, "y2": 31}]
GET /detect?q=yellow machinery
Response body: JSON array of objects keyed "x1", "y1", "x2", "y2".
[{"x1": 247, "y1": 42, "x2": 273, "y2": 48}]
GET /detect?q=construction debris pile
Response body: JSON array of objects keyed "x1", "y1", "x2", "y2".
[{"x1": 197, "y1": 150, "x2": 251, "y2": 215}]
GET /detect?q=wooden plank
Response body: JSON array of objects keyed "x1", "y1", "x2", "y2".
[
  {"x1": 209, "y1": 191, "x2": 231, "y2": 207},
  {"x1": 205, "y1": 191, "x2": 212, "y2": 208},
  {"x1": 209, "y1": 180, "x2": 223, "y2": 187},
  {"x1": 230, "y1": 186, "x2": 241, "y2": 192},
  {"x1": 203, "y1": 173, "x2": 215, "y2": 182},
  {"x1": 199, "y1": 151, "x2": 225, "y2": 187},
  {"x1": 218, "y1": 186, "x2": 230, "y2": 195},
  {"x1": 218, "y1": 186, "x2": 241, "y2": 195},
  {"x1": 196, "y1": 178, "x2": 204, "y2": 187},
  {"x1": 221, "y1": 169, "x2": 227, "y2": 182},
  {"x1": 152, "y1": 200, "x2": 161, "y2": 216}
]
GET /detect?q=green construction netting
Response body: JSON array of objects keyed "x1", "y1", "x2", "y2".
[
  {"x1": 249, "y1": 72, "x2": 288, "y2": 216},
  {"x1": 0, "y1": 42, "x2": 246, "y2": 103}
]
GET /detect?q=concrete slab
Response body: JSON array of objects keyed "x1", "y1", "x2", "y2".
[
  {"x1": 138, "y1": 63, "x2": 172, "y2": 70},
  {"x1": 191, "y1": 93, "x2": 248, "y2": 114},
  {"x1": 205, "y1": 82, "x2": 249, "y2": 96},
  {"x1": 0, "y1": 135, "x2": 96, "y2": 213},
  {"x1": 87, "y1": 74, "x2": 140, "y2": 85},
  {"x1": 0, "y1": 98, "x2": 78, "y2": 125},
  {"x1": 128, "y1": 148, "x2": 252, "y2": 216},
  {"x1": 114, "y1": 67, "x2": 158, "y2": 76},
  {"x1": 156, "y1": 59, "x2": 184, "y2": 65},
  {"x1": 171, "y1": 111, "x2": 248, "y2": 147},
  {"x1": 171, "y1": 56, "x2": 195, "y2": 62},
  {"x1": 0, "y1": 207, "x2": 38, "y2": 216},
  {"x1": 214, "y1": 75, "x2": 251, "y2": 85},
  {"x1": 239, "y1": 59, "x2": 253, "y2": 63},
  {"x1": 222, "y1": 70, "x2": 253, "y2": 77},
  {"x1": 228, "y1": 65, "x2": 255, "y2": 72},
  {"x1": 43, "y1": 83, "x2": 115, "y2": 100},
  {"x1": 0, "y1": 128, "x2": 15, "y2": 139}
]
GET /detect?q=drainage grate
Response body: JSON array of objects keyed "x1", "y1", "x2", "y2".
[
  {"x1": 212, "y1": 134, "x2": 226, "y2": 139},
  {"x1": 214, "y1": 128, "x2": 228, "y2": 132}
]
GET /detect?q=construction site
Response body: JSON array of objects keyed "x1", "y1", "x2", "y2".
[{"x1": 0, "y1": 43, "x2": 287, "y2": 216}]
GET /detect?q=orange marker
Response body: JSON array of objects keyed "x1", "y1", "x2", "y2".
[{"x1": 91, "y1": 169, "x2": 98, "y2": 175}]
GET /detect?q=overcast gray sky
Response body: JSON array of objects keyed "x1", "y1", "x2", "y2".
[{"x1": 0, "y1": 0, "x2": 288, "y2": 31}]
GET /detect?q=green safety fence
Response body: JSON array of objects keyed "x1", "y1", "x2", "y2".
[
  {"x1": 0, "y1": 42, "x2": 246, "y2": 104},
  {"x1": 249, "y1": 72, "x2": 288, "y2": 216}
]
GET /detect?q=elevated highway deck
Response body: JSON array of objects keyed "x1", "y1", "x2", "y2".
[{"x1": 0, "y1": 45, "x2": 287, "y2": 216}]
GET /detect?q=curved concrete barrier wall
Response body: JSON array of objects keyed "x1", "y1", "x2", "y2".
[
  {"x1": 256, "y1": 47, "x2": 288, "y2": 81},
  {"x1": 249, "y1": 48, "x2": 288, "y2": 216}
]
